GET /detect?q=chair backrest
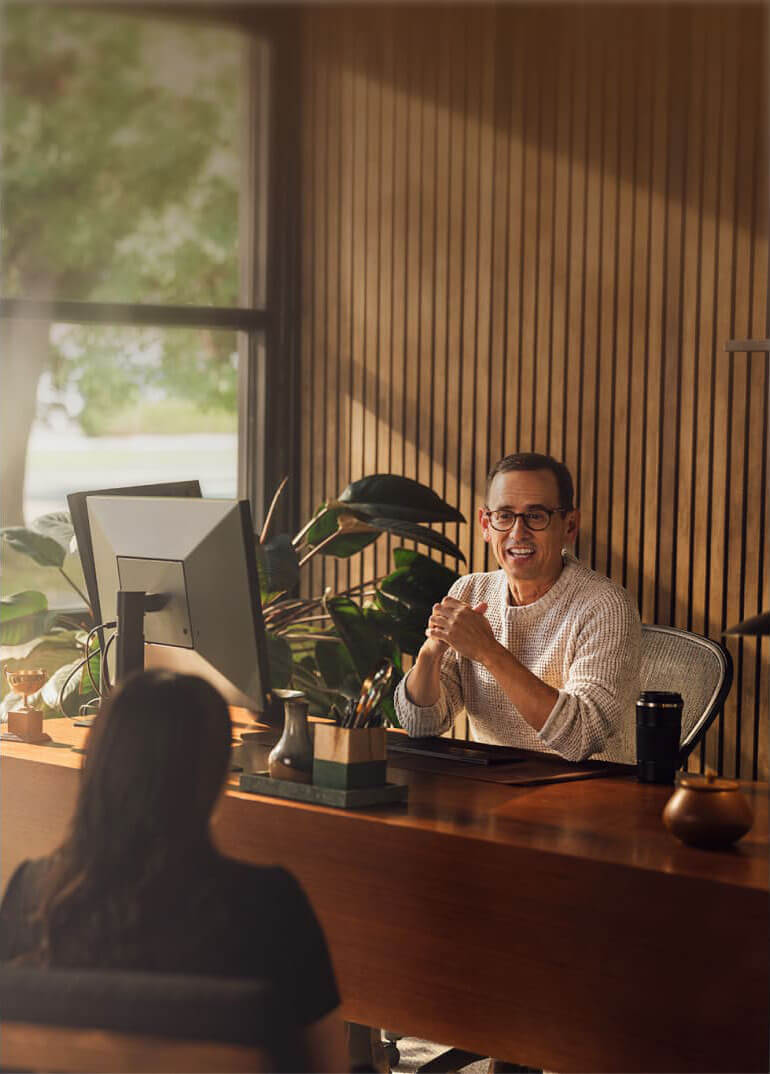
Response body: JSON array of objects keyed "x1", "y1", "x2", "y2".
[
  {"x1": 640, "y1": 624, "x2": 733, "y2": 762},
  {"x1": 0, "y1": 966, "x2": 298, "y2": 1073}
]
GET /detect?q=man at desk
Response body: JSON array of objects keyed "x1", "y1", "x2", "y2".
[{"x1": 394, "y1": 452, "x2": 641, "y2": 762}]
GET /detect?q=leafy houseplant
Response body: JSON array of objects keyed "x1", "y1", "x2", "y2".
[
  {"x1": 1, "y1": 475, "x2": 466, "y2": 723},
  {"x1": 258, "y1": 474, "x2": 466, "y2": 721}
]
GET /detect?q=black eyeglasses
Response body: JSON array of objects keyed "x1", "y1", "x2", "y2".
[{"x1": 483, "y1": 506, "x2": 570, "y2": 532}]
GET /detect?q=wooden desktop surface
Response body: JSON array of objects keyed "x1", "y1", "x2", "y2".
[{"x1": 2, "y1": 715, "x2": 768, "y2": 1073}]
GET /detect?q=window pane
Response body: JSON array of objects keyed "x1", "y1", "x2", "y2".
[
  {"x1": 1, "y1": 7, "x2": 242, "y2": 306},
  {"x1": 25, "y1": 323, "x2": 240, "y2": 523}
]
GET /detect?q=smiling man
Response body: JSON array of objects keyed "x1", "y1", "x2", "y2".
[{"x1": 394, "y1": 452, "x2": 641, "y2": 762}]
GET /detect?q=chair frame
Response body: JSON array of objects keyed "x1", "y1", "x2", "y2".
[{"x1": 640, "y1": 624, "x2": 733, "y2": 763}]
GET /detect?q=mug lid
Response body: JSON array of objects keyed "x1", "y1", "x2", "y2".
[{"x1": 638, "y1": 691, "x2": 683, "y2": 705}]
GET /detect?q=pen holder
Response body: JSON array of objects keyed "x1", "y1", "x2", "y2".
[{"x1": 313, "y1": 724, "x2": 387, "y2": 790}]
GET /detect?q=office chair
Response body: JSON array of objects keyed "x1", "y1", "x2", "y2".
[
  {"x1": 0, "y1": 966, "x2": 298, "y2": 1073},
  {"x1": 407, "y1": 624, "x2": 734, "y2": 1074}
]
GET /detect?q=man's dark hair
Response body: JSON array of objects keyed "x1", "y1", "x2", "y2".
[{"x1": 486, "y1": 452, "x2": 575, "y2": 510}]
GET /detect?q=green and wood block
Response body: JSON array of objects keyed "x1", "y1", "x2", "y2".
[{"x1": 313, "y1": 724, "x2": 387, "y2": 789}]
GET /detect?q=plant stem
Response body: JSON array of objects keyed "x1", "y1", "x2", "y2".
[
  {"x1": 58, "y1": 567, "x2": 91, "y2": 612},
  {"x1": 259, "y1": 476, "x2": 288, "y2": 544},
  {"x1": 297, "y1": 529, "x2": 341, "y2": 567},
  {"x1": 292, "y1": 505, "x2": 328, "y2": 549}
]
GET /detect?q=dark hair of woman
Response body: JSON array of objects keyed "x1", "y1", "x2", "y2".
[{"x1": 29, "y1": 669, "x2": 232, "y2": 967}]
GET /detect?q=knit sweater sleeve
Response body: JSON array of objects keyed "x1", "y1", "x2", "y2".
[
  {"x1": 536, "y1": 587, "x2": 641, "y2": 762},
  {"x1": 393, "y1": 577, "x2": 470, "y2": 737}
]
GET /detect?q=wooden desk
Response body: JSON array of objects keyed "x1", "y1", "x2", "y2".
[{"x1": 2, "y1": 718, "x2": 768, "y2": 1073}]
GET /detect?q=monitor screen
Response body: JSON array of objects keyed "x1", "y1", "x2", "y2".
[{"x1": 87, "y1": 495, "x2": 271, "y2": 716}]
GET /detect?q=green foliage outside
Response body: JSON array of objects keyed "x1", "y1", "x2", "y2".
[{"x1": 1, "y1": 6, "x2": 242, "y2": 525}]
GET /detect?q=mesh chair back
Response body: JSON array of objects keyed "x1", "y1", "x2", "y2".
[{"x1": 640, "y1": 625, "x2": 733, "y2": 761}]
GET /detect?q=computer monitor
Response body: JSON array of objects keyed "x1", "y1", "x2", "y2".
[
  {"x1": 87, "y1": 495, "x2": 272, "y2": 717},
  {"x1": 68, "y1": 480, "x2": 202, "y2": 626}
]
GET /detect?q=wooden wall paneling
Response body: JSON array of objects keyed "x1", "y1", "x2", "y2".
[
  {"x1": 430, "y1": 14, "x2": 450, "y2": 561},
  {"x1": 485, "y1": 10, "x2": 513, "y2": 573},
  {"x1": 296, "y1": 5, "x2": 768, "y2": 777},
  {"x1": 470, "y1": 8, "x2": 496, "y2": 576},
  {"x1": 725, "y1": 7, "x2": 756, "y2": 778},
  {"x1": 517, "y1": 8, "x2": 538, "y2": 459},
  {"x1": 691, "y1": 8, "x2": 724, "y2": 772},
  {"x1": 458, "y1": 9, "x2": 480, "y2": 572},
  {"x1": 300, "y1": 13, "x2": 319, "y2": 595},
  {"x1": 416, "y1": 10, "x2": 437, "y2": 504},
  {"x1": 376, "y1": 10, "x2": 396, "y2": 588},
  {"x1": 749, "y1": 49, "x2": 768, "y2": 779},
  {"x1": 689, "y1": 7, "x2": 720, "y2": 644},
  {"x1": 610, "y1": 11, "x2": 635, "y2": 591},
  {"x1": 442, "y1": 10, "x2": 464, "y2": 567},
  {"x1": 626, "y1": 9, "x2": 652, "y2": 613},
  {"x1": 337, "y1": 15, "x2": 356, "y2": 597},
  {"x1": 402, "y1": 14, "x2": 421, "y2": 492},
  {"x1": 640, "y1": 8, "x2": 667, "y2": 624},
  {"x1": 595, "y1": 12, "x2": 621, "y2": 583},
  {"x1": 362, "y1": 14, "x2": 382, "y2": 592},
  {"x1": 504, "y1": 9, "x2": 526, "y2": 482},
  {"x1": 577, "y1": 8, "x2": 605, "y2": 568},
  {"x1": 320, "y1": 17, "x2": 338, "y2": 596},
  {"x1": 532, "y1": 11, "x2": 556, "y2": 464},
  {"x1": 677, "y1": 8, "x2": 707, "y2": 642},
  {"x1": 388, "y1": 13, "x2": 408, "y2": 521},
  {"x1": 657, "y1": 8, "x2": 688, "y2": 629},
  {"x1": 564, "y1": 11, "x2": 589, "y2": 564},
  {"x1": 548, "y1": 15, "x2": 571, "y2": 476},
  {"x1": 349, "y1": 13, "x2": 368, "y2": 596},
  {"x1": 709, "y1": 7, "x2": 740, "y2": 775}
]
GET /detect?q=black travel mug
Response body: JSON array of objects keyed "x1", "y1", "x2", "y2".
[{"x1": 635, "y1": 691, "x2": 683, "y2": 784}]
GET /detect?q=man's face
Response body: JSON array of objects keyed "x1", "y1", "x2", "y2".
[{"x1": 479, "y1": 468, "x2": 578, "y2": 586}]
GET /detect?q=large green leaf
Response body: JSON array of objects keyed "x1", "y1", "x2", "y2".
[
  {"x1": 30, "y1": 512, "x2": 75, "y2": 554},
  {"x1": 324, "y1": 596, "x2": 396, "y2": 681},
  {"x1": 381, "y1": 550, "x2": 460, "y2": 607},
  {"x1": 314, "y1": 638, "x2": 359, "y2": 696},
  {"x1": 0, "y1": 591, "x2": 49, "y2": 646},
  {"x1": 376, "y1": 550, "x2": 461, "y2": 656},
  {"x1": 337, "y1": 474, "x2": 465, "y2": 523},
  {"x1": 367, "y1": 518, "x2": 466, "y2": 562},
  {"x1": 256, "y1": 535, "x2": 300, "y2": 598},
  {"x1": 304, "y1": 506, "x2": 380, "y2": 558},
  {"x1": 1, "y1": 527, "x2": 67, "y2": 568}
]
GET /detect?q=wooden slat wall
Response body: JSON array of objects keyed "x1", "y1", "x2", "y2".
[{"x1": 296, "y1": 3, "x2": 769, "y2": 778}]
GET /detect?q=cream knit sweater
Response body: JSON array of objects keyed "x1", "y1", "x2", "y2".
[{"x1": 394, "y1": 554, "x2": 641, "y2": 763}]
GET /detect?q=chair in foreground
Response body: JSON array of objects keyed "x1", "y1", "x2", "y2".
[
  {"x1": 406, "y1": 624, "x2": 733, "y2": 1074},
  {"x1": 0, "y1": 966, "x2": 299, "y2": 1073}
]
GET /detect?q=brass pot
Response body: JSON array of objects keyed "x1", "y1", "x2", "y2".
[{"x1": 662, "y1": 773, "x2": 753, "y2": 850}]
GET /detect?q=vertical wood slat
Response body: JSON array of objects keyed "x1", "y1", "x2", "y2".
[{"x1": 297, "y1": 4, "x2": 768, "y2": 777}]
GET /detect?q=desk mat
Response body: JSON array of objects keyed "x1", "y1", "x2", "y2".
[{"x1": 387, "y1": 747, "x2": 634, "y2": 786}]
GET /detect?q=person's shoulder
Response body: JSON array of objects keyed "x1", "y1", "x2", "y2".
[
  {"x1": 210, "y1": 856, "x2": 306, "y2": 910},
  {"x1": 566, "y1": 557, "x2": 640, "y2": 622},
  {"x1": 448, "y1": 570, "x2": 505, "y2": 603}
]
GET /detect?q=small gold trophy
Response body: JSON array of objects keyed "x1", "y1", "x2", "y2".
[{"x1": 3, "y1": 668, "x2": 51, "y2": 744}]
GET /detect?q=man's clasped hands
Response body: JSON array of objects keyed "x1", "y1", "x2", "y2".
[{"x1": 426, "y1": 597, "x2": 498, "y2": 663}]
